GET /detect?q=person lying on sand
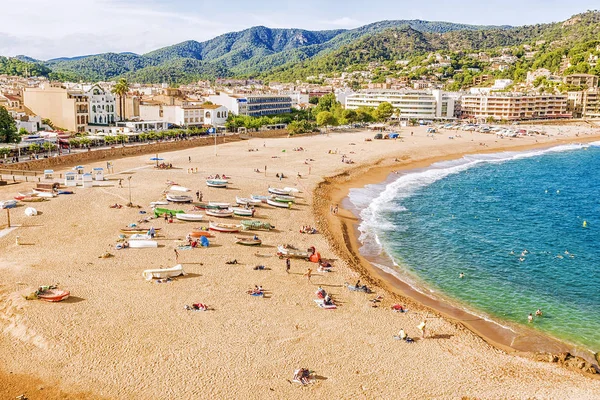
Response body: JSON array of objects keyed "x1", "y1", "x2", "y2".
[
  {"x1": 293, "y1": 368, "x2": 312, "y2": 385},
  {"x1": 226, "y1": 259, "x2": 238, "y2": 265},
  {"x1": 185, "y1": 303, "x2": 207, "y2": 311},
  {"x1": 253, "y1": 265, "x2": 266, "y2": 270}
]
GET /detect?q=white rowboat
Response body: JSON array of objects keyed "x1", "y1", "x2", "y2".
[
  {"x1": 142, "y1": 264, "x2": 185, "y2": 280},
  {"x1": 176, "y1": 213, "x2": 204, "y2": 222}
]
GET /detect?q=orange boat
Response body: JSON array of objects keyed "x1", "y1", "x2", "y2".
[
  {"x1": 190, "y1": 230, "x2": 213, "y2": 238},
  {"x1": 37, "y1": 288, "x2": 70, "y2": 302}
]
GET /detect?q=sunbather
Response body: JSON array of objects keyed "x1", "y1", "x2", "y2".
[
  {"x1": 293, "y1": 368, "x2": 311, "y2": 385},
  {"x1": 226, "y1": 259, "x2": 238, "y2": 265}
]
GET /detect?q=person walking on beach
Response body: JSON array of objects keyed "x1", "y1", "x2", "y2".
[
  {"x1": 304, "y1": 268, "x2": 312, "y2": 283},
  {"x1": 417, "y1": 320, "x2": 427, "y2": 338},
  {"x1": 334, "y1": 204, "x2": 339, "y2": 214},
  {"x1": 118, "y1": 179, "x2": 123, "y2": 188},
  {"x1": 196, "y1": 190, "x2": 200, "y2": 201},
  {"x1": 189, "y1": 156, "x2": 191, "y2": 163},
  {"x1": 286, "y1": 257, "x2": 291, "y2": 274},
  {"x1": 174, "y1": 248, "x2": 179, "y2": 262}
]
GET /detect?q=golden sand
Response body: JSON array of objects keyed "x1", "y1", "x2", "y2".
[{"x1": 1, "y1": 126, "x2": 600, "y2": 399}]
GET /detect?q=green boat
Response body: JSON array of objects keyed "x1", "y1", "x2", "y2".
[
  {"x1": 241, "y1": 220, "x2": 275, "y2": 231},
  {"x1": 154, "y1": 207, "x2": 185, "y2": 218}
]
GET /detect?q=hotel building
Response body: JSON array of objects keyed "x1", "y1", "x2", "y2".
[
  {"x1": 461, "y1": 94, "x2": 569, "y2": 121},
  {"x1": 208, "y1": 93, "x2": 292, "y2": 116},
  {"x1": 344, "y1": 90, "x2": 456, "y2": 119}
]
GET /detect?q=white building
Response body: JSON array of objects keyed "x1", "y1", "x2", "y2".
[
  {"x1": 116, "y1": 121, "x2": 169, "y2": 132},
  {"x1": 208, "y1": 93, "x2": 292, "y2": 116},
  {"x1": 139, "y1": 103, "x2": 228, "y2": 128},
  {"x1": 87, "y1": 84, "x2": 116, "y2": 126},
  {"x1": 491, "y1": 79, "x2": 513, "y2": 90},
  {"x1": 345, "y1": 89, "x2": 455, "y2": 119}
]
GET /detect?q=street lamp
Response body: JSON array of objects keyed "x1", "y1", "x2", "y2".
[{"x1": 127, "y1": 176, "x2": 133, "y2": 207}]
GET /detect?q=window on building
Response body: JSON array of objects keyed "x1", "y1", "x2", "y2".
[
  {"x1": 92, "y1": 105, "x2": 96, "y2": 113},
  {"x1": 205, "y1": 111, "x2": 211, "y2": 118}
]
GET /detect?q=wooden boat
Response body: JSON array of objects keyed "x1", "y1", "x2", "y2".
[
  {"x1": 277, "y1": 245, "x2": 314, "y2": 259},
  {"x1": 209, "y1": 222, "x2": 242, "y2": 233},
  {"x1": 37, "y1": 288, "x2": 70, "y2": 302},
  {"x1": 190, "y1": 230, "x2": 213, "y2": 238},
  {"x1": 175, "y1": 213, "x2": 203, "y2": 222},
  {"x1": 166, "y1": 194, "x2": 193, "y2": 203},
  {"x1": 193, "y1": 202, "x2": 229, "y2": 210},
  {"x1": 150, "y1": 201, "x2": 169, "y2": 206},
  {"x1": 240, "y1": 220, "x2": 275, "y2": 231},
  {"x1": 267, "y1": 199, "x2": 291, "y2": 208},
  {"x1": 208, "y1": 202, "x2": 231, "y2": 208},
  {"x1": 206, "y1": 179, "x2": 228, "y2": 188},
  {"x1": 14, "y1": 196, "x2": 45, "y2": 202},
  {"x1": 154, "y1": 207, "x2": 184, "y2": 217},
  {"x1": 129, "y1": 234, "x2": 152, "y2": 240},
  {"x1": 57, "y1": 190, "x2": 74, "y2": 195},
  {"x1": 283, "y1": 187, "x2": 300, "y2": 194},
  {"x1": 170, "y1": 185, "x2": 190, "y2": 192},
  {"x1": 205, "y1": 208, "x2": 233, "y2": 218},
  {"x1": 251, "y1": 195, "x2": 269, "y2": 202},
  {"x1": 231, "y1": 207, "x2": 254, "y2": 217},
  {"x1": 236, "y1": 196, "x2": 262, "y2": 207},
  {"x1": 142, "y1": 264, "x2": 185, "y2": 281},
  {"x1": 235, "y1": 237, "x2": 262, "y2": 246},
  {"x1": 129, "y1": 240, "x2": 158, "y2": 248},
  {"x1": 270, "y1": 194, "x2": 296, "y2": 203},
  {"x1": 33, "y1": 190, "x2": 56, "y2": 198},
  {"x1": 268, "y1": 187, "x2": 294, "y2": 196},
  {"x1": 0, "y1": 200, "x2": 17, "y2": 209},
  {"x1": 120, "y1": 227, "x2": 162, "y2": 234}
]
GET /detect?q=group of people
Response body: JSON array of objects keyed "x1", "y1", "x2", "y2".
[
  {"x1": 341, "y1": 155, "x2": 354, "y2": 164},
  {"x1": 185, "y1": 303, "x2": 208, "y2": 311},
  {"x1": 300, "y1": 225, "x2": 317, "y2": 234},
  {"x1": 528, "y1": 309, "x2": 543, "y2": 323},
  {"x1": 275, "y1": 173, "x2": 286, "y2": 180},
  {"x1": 318, "y1": 260, "x2": 333, "y2": 273},
  {"x1": 315, "y1": 287, "x2": 334, "y2": 306},
  {"x1": 248, "y1": 285, "x2": 264, "y2": 295}
]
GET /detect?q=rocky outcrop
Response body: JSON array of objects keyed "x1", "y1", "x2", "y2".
[{"x1": 534, "y1": 352, "x2": 598, "y2": 375}]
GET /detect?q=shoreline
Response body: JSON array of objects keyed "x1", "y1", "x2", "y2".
[{"x1": 314, "y1": 134, "x2": 600, "y2": 365}]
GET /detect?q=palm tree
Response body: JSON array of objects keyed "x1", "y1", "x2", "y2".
[{"x1": 112, "y1": 78, "x2": 130, "y2": 122}]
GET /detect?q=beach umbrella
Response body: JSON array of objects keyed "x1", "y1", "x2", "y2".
[{"x1": 149, "y1": 157, "x2": 164, "y2": 161}]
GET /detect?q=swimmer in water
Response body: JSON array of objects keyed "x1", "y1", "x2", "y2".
[
  {"x1": 509, "y1": 250, "x2": 515, "y2": 255},
  {"x1": 459, "y1": 272, "x2": 465, "y2": 279},
  {"x1": 519, "y1": 257, "x2": 525, "y2": 262},
  {"x1": 535, "y1": 309, "x2": 543, "y2": 317},
  {"x1": 528, "y1": 313, "x2": 533, "y2": 323}
]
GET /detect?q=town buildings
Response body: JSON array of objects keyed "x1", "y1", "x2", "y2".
[
  {"x1": 87, "y1": 84, "x2": 116, "y2": 126},
  {"x1": 208, "y1": 93, "x2": 292, "y2": 116},
  {"x1": 564, "y1": 74, "x2": 599, "y2": 89},
  {"x1": 139, "y1": 103, "x2": 229, "y2": 128},
  {"x1": 23, "y1": 84, "x2": 89, "y2": 132},
  {"x1": 345, "y1": 90, "x2": 456, "y2": 120},
  {"x1": 461, "y1": 93, "x2": 569, "y2": 121}
]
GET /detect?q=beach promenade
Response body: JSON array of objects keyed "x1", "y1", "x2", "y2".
[{"x1": 1, "y1": 126, "x2": 600, "y2": 399}]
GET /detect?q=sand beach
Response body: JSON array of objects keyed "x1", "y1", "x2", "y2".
[{"x1": 1, "y1": 126, "x2": 600, "y2": 399}]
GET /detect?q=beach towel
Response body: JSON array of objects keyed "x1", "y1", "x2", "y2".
[
  {"x1": 314, "y1": 299, "x2": 336, "y2": 309},
  {"x1": 177, "y1": 245, "x2": 193, "y2": 250},
  {"x1": 250, "y1": 292, "x2": 264, "y2": 297}
]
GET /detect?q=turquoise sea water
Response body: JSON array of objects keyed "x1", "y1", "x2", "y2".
[{"x1": 349, "y1": 143, "x2": 600, "y2": 352}]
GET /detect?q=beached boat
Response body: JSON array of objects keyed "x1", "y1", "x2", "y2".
[
  {"x1": 57, "y1": 190, "x2": 74, "y2": 195},
  {"x1": 236, "y1": 196, "x2": 262, "y2": 207},
  {"x1": 270, "y1": 194, "x2": 296, "y2": 203},
  {"x1": 0, "y1": 200, "x2": 17, "y2": 209},
  {"x1": 153, "y1": 207, "x2": 184, "y2": 217},
  {"x1": 15, "y1": 196, "x2": 45, "y2": 202},
  {"x1": 240, "y1": 220, "x2": 275, "y2": 231},
  {"x1": 232, "y1": 207, "x2": 255, "y2": 217},
  {"x1": 208, "y1": 202, "x2": 231, "y2": 208},
  {"x1": 129, "y1": 234, "x2": 152, "y2": 240},
  {"x1": 142, "y1": 264, "x2": 185, "y2": 281},
  {"x1": 206, "y1": 179, "x2": 228, "y2": 188},
  {"x1": 190, "y1": 230, "x2": 213, "y2": 238},
  {"x1": 250, "y1": 194, "x2": 269, "y2": 203},
  {"x1": 235, "y1": 237, "x2": 262, "y2": 246},
  {"x1": 120, "y1": 227, "x2": 162, "y2": 234},
  {"x1": 33, "y1": 191, "x2": 56, "y2": 198},
  {"x1": 176, "y1": 213, "x2": 203, "y2": 222},
  {"x1": 277, "y1": 245, "x2": 314, "y2": 259},
  {"x1": 267, "y1": 199, "x2": 291, "y2": 208},
  {"x1": 209, "y1": 222, "x2": 242, "y2": 233},
  {"x1": 283, "y1": 187, "x2": 300, "y2": 194},
  {"x1": 37, "y1": 288, "x2": 70, "y2": 302},
  {"x1": 150, "y1": 201, "x2": 169, "y2": 206},
  {"x1": 268, "y1": 187, "x2": 294, "y2": 196},
  {"x1": 170, "y1": 185, "x2": 190, "y2": 192},
  {"x1": 166, "y1": 194, "x2": 193, "y2": 203},
  {"x1": 129, "y1": 240, "x2": 158, "y2": 248},
  {"x1": 205, "y1": 208, "x2": 233, "y2": 218}
]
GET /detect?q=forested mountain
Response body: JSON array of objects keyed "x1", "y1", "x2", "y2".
[
  {"x1": 4, "y1": 20, "x2": 502, "y2": 83},
  {"x1": 3, "y1": 12, "x2": 600, "y2": 85}
]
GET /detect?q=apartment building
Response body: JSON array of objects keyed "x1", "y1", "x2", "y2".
[
  {"x1": 564, "y1": 74, "x2": 599, "y2": 89},
  {"x1": 139, "y1": 103, "x2": 229, "y2": 127},
  {"x1": 461, "y1": 94, "x2": 569, "y2": 121},
  {"x1": 23, "y1": 85, "x2": 89, "y2": 132},
  {"x1": 344, "y1": 90, "x2": 456, "y2": 119},
  {"x1": 208, "y1": 93, "x2": 292, "y2": 116},
  {"x1": 568, "y1": 90, "x2": 600, "y2": 118},
  {"x1": 87, "y1": 84, "x2": 116, "y2": 126}
]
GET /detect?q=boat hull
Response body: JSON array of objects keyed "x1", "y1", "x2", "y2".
[{"x1": 176, "y1": 213, "x2": 203, "y2": 221}]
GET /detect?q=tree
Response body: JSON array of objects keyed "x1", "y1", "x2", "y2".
[
  {"x1": 342, "y1": 109, "x2": 358, "y2": 124},
  {"x1": 316, "y1": 111, "x2": 337, "y2": 130},
  {"x1": 0, "y1": 106, "x2": 18, "y2": 143},
  {"x1": 309, "y1": 96, "x2": 319, "y2": 105},
  {"x1": 112, "y1": 78, "x2": 130, "y2": 121},
  {"x1": 486, "y1": 116, "x2": 495, "y2": 123},
  {"x1": 374, "y1": 102, "x2": 394, "y2": 122},
  {"x1": 42, "y1": 141, "x2": 55, "y2": 156},
  {"x1": 18, "y1": 127, "x2": 29, "y2": 136},
  {"x1": 28, "y1": 143, "x2": 41, "y2": 154},
  {"x1": 0, "y1": 147, "x2": 10, "y2": 158}
]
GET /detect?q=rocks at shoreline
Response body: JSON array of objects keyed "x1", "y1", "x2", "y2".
[{"x1": 534, "y1": 352, "x2": 598, "y2": 375}]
